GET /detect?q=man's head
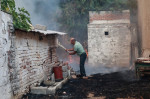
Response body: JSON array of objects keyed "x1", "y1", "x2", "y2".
[{"x1": 70, "y1": 38, "x2": 76, "y2": 45}]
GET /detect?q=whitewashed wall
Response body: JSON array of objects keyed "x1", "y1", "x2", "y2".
[
  {"x1": 0, "y1": 11, "x2": 13, "y2": 99},
  {"x1": 88, "y1": 11, "x2": 131, "y2": 67},
  {"x1": 0, "y1": 11, "x2": 59, "y2": 99}
]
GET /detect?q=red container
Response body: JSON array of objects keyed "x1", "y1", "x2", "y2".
[{"x1": 53, "y1": 66, "x2": 63, "y2": 80}]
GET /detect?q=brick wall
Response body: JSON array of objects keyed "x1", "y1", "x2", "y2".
[
  {"x1": 88, "y1": 10, "x2": 131, "y2": 67},
  {"x1": 0, "y1": 11, "x2": 60, "y2": 99},
  {"x1": 89, "y1": 10, "x2": 130, "y2": 23},
  {"x1": 9, "y1": 30, "x2": 58, "y2": 98}
]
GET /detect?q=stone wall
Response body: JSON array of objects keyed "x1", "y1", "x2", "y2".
[
  {"x1": 88, "y1": 10, "x2": 131, "y2": 67},
  {"x1": 0, "y1": 11, "x2": 13, "y2": 99},
  {"x1": 137, "y1": 0, "x2": 150, "y2": 57}
]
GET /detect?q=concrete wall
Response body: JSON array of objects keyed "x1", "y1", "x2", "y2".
[
  {"x1": 138, "y1": 0, "x2": 150, "y2": 57},
  {"x1": 0, "y1": 11, "x2": 13, "y2": 99},
  {"x1": 88, "y1": 10, "x2": 131, "y2": 67}
]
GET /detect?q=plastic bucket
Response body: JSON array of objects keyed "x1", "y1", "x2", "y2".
[{"x1": 53, "y1": 66, "x2": 63, "y2": 80}]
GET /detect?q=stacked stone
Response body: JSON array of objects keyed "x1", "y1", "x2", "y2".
[{"x1": 61, "y1": 62, "x2": 71, "y2": 79}]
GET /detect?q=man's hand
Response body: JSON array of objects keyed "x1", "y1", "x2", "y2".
[
  {"x1": 69, "y1": 52, "x2": 72, "y2": 55},
  {"x1": 65, "y1": 49, "x2": 68, "y2": 52},
  {"x1": 65, "y1": 49, "x2": 70, "y2": 54},
  {"x1": 69, "y1": 51, "x2": 77, "y2": 55},
  {"x1": 66, "y1": 48, "x2": 74, "y2": 51}
]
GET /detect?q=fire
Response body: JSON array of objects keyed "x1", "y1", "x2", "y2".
[
  {"x1": 67, "y1": 55, "x2": 80, "y2": 64},
  {"x1": 68, "y1": 55, "x2": 73, "y2": 64},
  {"x1": 85, "y1": 49, "x2": 88, "y2": 57},
  {"x1": 67, "y1": 49, "x2": 88, "y2": 64}
]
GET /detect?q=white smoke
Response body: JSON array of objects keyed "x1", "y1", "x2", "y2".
[
  {"x1": 15, "y1": 0, "x2": 131, "y2": 76},
  {"x1": 71, "y1": 61, "x2": 129, "y2": 76},
  {"x1": 15, "y1": 0, "x2": 61, "y2": 30},
  {"x1": 85, "y1": 63, "x2": 129, "y2": 76}
]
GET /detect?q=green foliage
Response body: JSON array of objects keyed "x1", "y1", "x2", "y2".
[
  {"x1": 59, "y1": 0, "x2": 130, "y2": 42},
  {"x1": 1, "y1": 0, "x2": 31, "y2": 31}
]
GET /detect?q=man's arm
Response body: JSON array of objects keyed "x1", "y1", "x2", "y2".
[
  {"x1": 66, "y1": 48, "x2": 74, "y2": 51},
  {"x1": 69, "y1": 51, "x2": 77, "y2": 55}
]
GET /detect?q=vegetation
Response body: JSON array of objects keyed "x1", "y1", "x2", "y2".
[
  {"x1": 58, "y1": 0, "x2": 137, "y2": 42},
  {"x1": 1, "y1": 0, "x2": 31, "y2": 31}
]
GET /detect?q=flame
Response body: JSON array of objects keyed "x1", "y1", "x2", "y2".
[
  {"x1": 68, "y1": 55, "x2": 73, "y2": 64},
  {"x1": 67, "y1": 49, "x2": 88, "y2": 64},
  {"x1": 85, "y1": 49, "x2": 88, "y2": 58},
  {"x1": 67, "y1": 55, "x2": 79, "y2": 64}
]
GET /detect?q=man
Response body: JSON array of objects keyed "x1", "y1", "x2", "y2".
[{"x1": 66, "y1": 38, "x2": 87, "y2": 78}]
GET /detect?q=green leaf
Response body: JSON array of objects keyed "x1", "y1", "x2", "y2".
[{"x1": 1, "y1": 0, "x2": 32, "y2": 31}]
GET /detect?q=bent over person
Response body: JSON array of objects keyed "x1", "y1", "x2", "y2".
[{"x1": 66, "y1": 38, "x2": 87, "y2": 78}]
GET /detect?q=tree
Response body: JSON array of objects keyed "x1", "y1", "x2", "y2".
[
  {"x1": 1, "y1": 0, "x2": 31, "y2": 31},
  {"x1": 58, "y1": 0, "x2": 131, "y2": 42}
]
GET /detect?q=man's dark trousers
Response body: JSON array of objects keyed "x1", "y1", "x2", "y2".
[{"x1": 80, "y1": 52, "x2": 87, "y2": 77}]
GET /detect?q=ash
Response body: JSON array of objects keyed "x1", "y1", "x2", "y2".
[{"x1": 22, "y1": 70, "x2": 150, "y2": 99}]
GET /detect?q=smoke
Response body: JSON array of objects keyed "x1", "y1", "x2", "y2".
[
  {"x1": 15, "y1": 0, "x2": 61, "y2": 30},
  {"x1": 56, "y1": 35, "x2": 130, "y2": 76},
  {"x1": 14, "y1": 0, "x2": 134, "y2": 76},
  {"x1": 74, "y1": 62, "x2": 129, "y2": 76}
]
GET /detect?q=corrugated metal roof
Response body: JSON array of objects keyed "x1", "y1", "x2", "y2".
[{"x1": 31, "y1": 29, "x2": 67, "y2": 35}]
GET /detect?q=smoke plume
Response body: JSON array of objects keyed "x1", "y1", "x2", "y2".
[
  {"x1": 15, "y1": 0, "x2": 134, "y2": 76},
  {"x1": 15, "y1": 0, "x2": 61, "y2": 30}
]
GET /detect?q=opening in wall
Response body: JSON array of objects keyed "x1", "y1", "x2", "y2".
[{"x1": 105, "y1": 31, "x2": 109, "y2": 35}]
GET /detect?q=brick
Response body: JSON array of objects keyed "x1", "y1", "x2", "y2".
[
  {"x1": 47, "y1": 87, "x2": 56, "y2": 95},
  {"x1": 89, "y1": 10, "x2": 130, "y2": 23},
  {"x1": 34, "y1": 24, "x2": 47, "y2": 31}
]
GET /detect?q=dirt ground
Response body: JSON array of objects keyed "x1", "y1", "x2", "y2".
[{"x1": 22, "y1": 70, "x2": 150, "y2": 99}]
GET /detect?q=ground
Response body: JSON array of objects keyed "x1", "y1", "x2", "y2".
[{"x1": 22, "y1": 70, "x2": 150, "y2": 99}]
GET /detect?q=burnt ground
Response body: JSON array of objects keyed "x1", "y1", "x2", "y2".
[{"x1": 22, "y1": 70, "x2": 150, "y2": 99}]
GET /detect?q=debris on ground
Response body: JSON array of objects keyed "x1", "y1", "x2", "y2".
[{"x1": 22, "y1": 70, "x2": 150, "y2": 99}]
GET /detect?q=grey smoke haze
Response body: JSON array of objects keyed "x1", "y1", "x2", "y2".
[
  {"x1": 71, "y1": 61, "x2": 129, "y2": 76},
  {"x1": 15, "y1": 0, "x2": 131, "y2": 75},
  {"x1": 57, "y1": 36, "x2": 130, "y2": 75},
  {"x1": 15, "y1": 0, "x2": 61, "y2": 30}
]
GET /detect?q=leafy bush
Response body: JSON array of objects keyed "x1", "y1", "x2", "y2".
[{"x1": 1, "y1": 0, "x2": 31, "y2": 31}]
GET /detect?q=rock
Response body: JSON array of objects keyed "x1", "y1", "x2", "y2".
[
  {"x1": 47, "y1": 86, "x2": 56, "y2": 95},
  {"x1": 43, "y1": 80, "x2": 55, "y2": 86},
  {"x1": 62, "y1": 66, "x2": 68, "y2": 72},
  {"x1": 63, "y1": 72, "x2": 68, "y2": 78}
]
